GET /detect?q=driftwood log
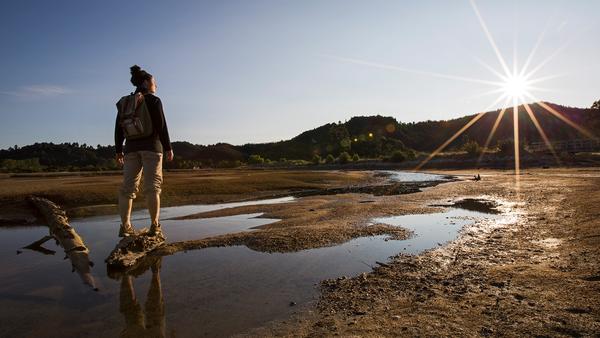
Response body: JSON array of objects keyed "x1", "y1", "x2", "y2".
[
  {"x1": 26, "y1": 196, "x2": 97, "y2": 290},
  {"x1": 105, "y1": 228, "x2": 165, "y2": 271}
]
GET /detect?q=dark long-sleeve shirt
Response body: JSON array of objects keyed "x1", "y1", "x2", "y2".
[{"x1": 114, "y1": 93, "x2": 172, "y2": 154}]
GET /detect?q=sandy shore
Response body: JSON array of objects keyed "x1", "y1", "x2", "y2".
[{"x1": 244, "y1": 168, "x2": 600, "y2": 337}]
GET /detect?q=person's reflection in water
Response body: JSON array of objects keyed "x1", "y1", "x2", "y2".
[{"x1": 117, "y1": 256, "x2": 166, "y2": 338}]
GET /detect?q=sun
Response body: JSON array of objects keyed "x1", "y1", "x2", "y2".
[
  {"x1": 502, "y1": 73, "x2": 531, "y2": 99},
  {"x1": 326, "y1": 0, "x2": 597, "y2": 179}
]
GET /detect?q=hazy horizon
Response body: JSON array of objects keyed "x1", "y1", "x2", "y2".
[{"x1": 1, "y1": 0, "x2": 599, "y2": 149}]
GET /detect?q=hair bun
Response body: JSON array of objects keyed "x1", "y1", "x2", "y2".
[
  {"x1": 129, "y1": 65, "x2": 153, "y2": 88},
  {"x1": 130, "y1": 65, "x2": 142, "y2": 75}
]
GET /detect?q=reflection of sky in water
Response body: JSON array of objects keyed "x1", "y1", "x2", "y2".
[
  {"x1": 373, "y1": 208, "x2": 501, "y2": 254},
  {"x1": 0, "y1": 198, "x2": 498, "y2": 337},
  {"x1": 381, "y1": 170, "x2": 450, "y2": 182}
]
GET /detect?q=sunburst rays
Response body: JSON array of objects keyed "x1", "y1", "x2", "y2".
[
  {"x1": 477, "y1": 102, "x2": 509, "y2": 164},
  {"x1": 326, "y1": 0, "x2": 596, "y2": 179},
  {"x1": 414, "y1": 93, "x2": 508, "y2": 171}
]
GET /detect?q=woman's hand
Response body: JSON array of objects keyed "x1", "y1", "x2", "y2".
[
  {"x1": 115, "y1": 153, "x2": 124, "y2": 167},
  {"x1": 166, "y1": 150, "x2": 174, "y2": 162}
]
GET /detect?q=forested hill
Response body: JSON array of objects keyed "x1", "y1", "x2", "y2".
[
  {"x1": 398, "y1": 102, "x2": 599, "y2": 151},
  {"x1": 1, "y1": 101, "x2": 599, "y2": 171},
  {"x1": 239, "y1": 102, "x2": 600, "y2": 159}
]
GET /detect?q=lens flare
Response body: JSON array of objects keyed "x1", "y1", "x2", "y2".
[{"x1": 326, "y1": 0, "x2": 597, "y2": 180}]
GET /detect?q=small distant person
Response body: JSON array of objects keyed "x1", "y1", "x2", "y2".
[
  {"x1": 474, "y1": 174, "x2": 481, "y2": 181},
  {"x1": 115, "y1": 65, "x2": 174, "y2": 239}
]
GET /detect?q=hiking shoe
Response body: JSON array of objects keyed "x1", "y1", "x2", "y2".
[
  {"x1": 118, "y1": 223, "x2": 136, "y2": 237},
  {"x1": 148, "y1": 223, "x2": 166, "y2": 241}
]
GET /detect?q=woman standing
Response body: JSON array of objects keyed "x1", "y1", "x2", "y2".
[{"x1": 115, "y1": 65, "x2": 174, "y2": 239}]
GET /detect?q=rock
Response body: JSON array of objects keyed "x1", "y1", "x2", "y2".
[
  {"x1": 490, "y1": 281, "x2": 504, "y2": 288},
  {"x1": 375, "y1": 261, "x2": 390, "y2": 268},
  {"x1": 480, "y1": 326, "x2": 494, "y2": 336},
  {"x1": 105, "y1": 228, "x2": 165, "y2": 270},
  {"x1": 565, "y1": 307, "x2": 590, "y2": 314},
  {"x1": 513, "y1": 293, "x2": 526, "y2": 301}
]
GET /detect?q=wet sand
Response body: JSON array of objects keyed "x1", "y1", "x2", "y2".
[
  {"x1": 1, "y1": 168, "x2": 599, "y2": 336},
  {"x1": 245, "y1": 168, "x2": 600, "y2": 337}
]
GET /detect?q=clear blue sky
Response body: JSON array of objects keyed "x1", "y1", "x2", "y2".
[{"x1": 1, "y1": 0, "x2": 598, "y2": 149}]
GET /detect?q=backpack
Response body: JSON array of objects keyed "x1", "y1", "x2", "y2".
[{"x1": 117, "y1": 92, "x2": 154, "y2": 140}]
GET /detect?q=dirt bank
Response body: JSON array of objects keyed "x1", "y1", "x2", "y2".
[
  {"x1": 245, "y1": 168, "x2": 600, "y2": 337},
  {"x1": 0, "y1": 169, "x2": 373, "y2": 224}
]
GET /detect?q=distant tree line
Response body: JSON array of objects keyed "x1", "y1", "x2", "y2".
[
  {"x1": 1, "y1": 101, "x2": 598, "y2": 172},
  {"x1": 0, "y1": 142, "x2": 118, "y2": 172}
]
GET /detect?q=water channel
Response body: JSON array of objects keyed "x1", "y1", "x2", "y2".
[{"x1": 0, "y1": 171, "x2": 506, "y2": 337}]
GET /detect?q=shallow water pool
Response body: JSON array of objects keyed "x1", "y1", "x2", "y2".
[
  {"x1": 381, "y1": 170, "x2": 451, "y2": 183},
  {"x1": 0, "y1": 197, "x2": 503, "y2": 337}
]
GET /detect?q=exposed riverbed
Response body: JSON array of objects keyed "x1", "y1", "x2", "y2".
[{"x1": 0, "y1": 171, "x2": 515, "y2": 337}]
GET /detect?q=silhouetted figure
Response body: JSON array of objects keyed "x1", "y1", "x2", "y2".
[
  {"x1": 474, "y1": 174, "x2": 481, "y2": 181},
  {"x1": 115, "y1": 65, "x2": 174, "y2": 239}
]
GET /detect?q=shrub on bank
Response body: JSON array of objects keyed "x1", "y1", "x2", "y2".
[
  {"x1": 497, "y1": 139, "x2": 526, "y2": 156},
  {"x1": 462, "y1": 140, "x2": 482, "y2": 157},
  {"x1": 216, "y1": 160, "x2": 242, "y2": 168},
  {"x1": 248, "y1": 154, "x2": 265, "y2": 165},
  {"x1": 337, "y1": 152, "x2": 351, "y2": 164},
  {"x1": 389, "y1": 150, "x2": 407, "y2": 162},
  {"x1": 0, "y1": 158, "x2": 43, "y2": 172}
]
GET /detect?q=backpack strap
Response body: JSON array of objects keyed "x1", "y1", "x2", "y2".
[{"x1": 121, "y1": 93, "x2": 144, "y2": 118}]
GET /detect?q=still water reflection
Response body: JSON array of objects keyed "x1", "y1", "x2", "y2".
[
  {"x1": 0, "y1": 196, "x2": 502, "y2": 337},
  {"x1": 115, "y1": 257, "x2": 165, "y2": 338}
]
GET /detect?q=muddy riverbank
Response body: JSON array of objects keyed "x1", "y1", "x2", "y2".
[
  {"x1": 0, "y1": 170, "x2": 465, "y2": 337},
  {"x1": 1, "y1": 168, "x2": 598, "y2": 336},
  {"x1": 246, "y1": 168, "x2": 600, "y2": 337},
  {"x1": 0, "y1": 170, "x2": 375, "y2": 224},
  {"x1": 151, "y1": 174, "x2": 454, "y2": 254}
]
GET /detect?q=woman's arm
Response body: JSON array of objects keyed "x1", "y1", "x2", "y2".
[
  {"x1": 115, "y1": 102, "x2": 125, "y2": 148},
  {"x1": 152, "y1": 97, "x2": 174, "y2": 161},
  {"x1": 114, "y1": 102, "x2": 125, "y2": 166}
]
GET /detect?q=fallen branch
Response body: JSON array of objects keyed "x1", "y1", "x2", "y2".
[
  {"x1": 27, "y1": 196, "x2": 97, "y2": 290},
  {"x1": 21, "y1": 235, "x2": 56, "y2": 255}
]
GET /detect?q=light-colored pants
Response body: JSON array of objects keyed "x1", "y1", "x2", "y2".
[{"x1": 119, "y1": 151, "x2": 163, "y2": 199}]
